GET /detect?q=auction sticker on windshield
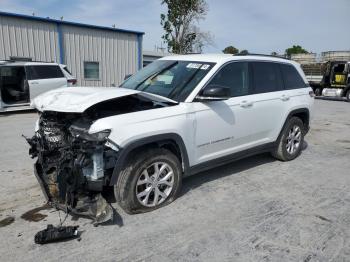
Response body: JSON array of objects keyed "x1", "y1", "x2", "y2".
[{"x1": 187, "y1": 63, "x2": 202, "y2": 69}]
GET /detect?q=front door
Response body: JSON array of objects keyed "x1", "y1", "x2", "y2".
[{"x1": 192, "y1": 61, "x2": 260, "y2": 165}]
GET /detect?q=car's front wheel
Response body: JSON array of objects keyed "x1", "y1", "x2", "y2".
[{"x1": 114, "y1": 148, "x2": 182, "y2": 214}]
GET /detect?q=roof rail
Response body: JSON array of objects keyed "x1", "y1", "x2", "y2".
[
  {"x1": 233, "y1": 53, "x2": 290, "y2": 60},
  {"x1": 0, "y1": 59, "x2": 56, "y2": 63}
]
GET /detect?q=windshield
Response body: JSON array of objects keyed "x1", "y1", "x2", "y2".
[{"x1": 121, "y1": 60, "x2": 215, "y2": 102}]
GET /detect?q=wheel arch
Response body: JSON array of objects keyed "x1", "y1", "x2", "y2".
[
  {"x1": 278, "y1": 108, "x2": 310, "y2": 139},
  {"x1": 109, "y1": 133, "x2": 189, "y2": 185}
]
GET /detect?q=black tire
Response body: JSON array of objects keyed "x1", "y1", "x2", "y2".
[
  {"x1": 314, "y1": 87, "x2": 322, "y2": 97},
  {"x1": 271, "y1": 117, "x2": 305, "y2": 161},
  {"x1": 345, "y1": 89, "x2": 350, "y2": 102},
  {"x1": 114, "y1": 148, "x2": 182, "y2": 214}
]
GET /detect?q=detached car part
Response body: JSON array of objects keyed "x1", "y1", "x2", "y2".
[{"x1": 34, "y1": 224, "x2": 79, "y2": 244}]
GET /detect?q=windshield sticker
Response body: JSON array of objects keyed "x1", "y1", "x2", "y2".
[
  {"x1": 187, "y1": 63, "x2": 202, "y2": 69},
  {"x1": 200, "y1": 64, "x2": 210, "y2": 70}
]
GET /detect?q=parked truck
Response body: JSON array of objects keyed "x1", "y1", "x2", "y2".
[{"x1": 301, "y1": 60, "x2": 350, "y2": 101}]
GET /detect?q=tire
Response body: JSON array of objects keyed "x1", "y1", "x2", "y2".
[
  {"x1": 271, "y1": 117, "x2": 305, "y2": 161},
  {"x1": 114, "y1": 148, "x2": 182, "y2": 214},
  {"x1": 314, "y1": 87, "x2": 322, "y2": 97},
  {"x1": 346, "y1": 89, "x2": 350, "y2": 102}
]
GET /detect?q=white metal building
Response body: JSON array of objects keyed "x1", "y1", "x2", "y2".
[
  {"x1": 143, "y1": 50, "x2": 169, "y2": 67},
  {"x1": 0, "y1": 11, "x2": 144, "y2": 87}
]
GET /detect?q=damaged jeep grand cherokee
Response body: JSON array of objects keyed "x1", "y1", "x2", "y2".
[{"x1": 27, "y1": 54, "x2": 314, "y2": 223}]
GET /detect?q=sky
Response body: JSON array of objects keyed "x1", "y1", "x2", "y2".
[{"x1": 1, "y1": 0, "x2": 349, "y2": 55}]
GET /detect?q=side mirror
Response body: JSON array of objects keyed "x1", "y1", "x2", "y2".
[
  {"x1": 196, "y1": 84, "x2": 231, "y2": 101},
  {"x1": 124, "y1": 74, "x2": 132, "y2": 81}
]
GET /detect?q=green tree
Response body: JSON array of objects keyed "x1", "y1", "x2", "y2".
[
  {"x1": 239, "y1": 49, "x2": 249, "y2": 55},
  {"x1": 160, "y1": 0, "x2": 209, "y2": 54},
  {"x1": 285, "y1": 45, "x2": 308, "y2": 57},
  {"x1": 222, "y1": 46, "x2": 239, "y2": 54}
]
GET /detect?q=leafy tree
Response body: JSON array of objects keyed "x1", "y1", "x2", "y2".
[
  {"x1": 222, "y1": 46, "x2": 239, "y2": 54},
  {"x1": 239, "y1": 49, "x2": 249, "y2": 55},
  {"x1": 285, "y1": 45, "x2": 308, "y2": 57},
  {"x1": 160, "y1": 0, "x2": 210, "y2": 54},
  {"x1": 271, "y1": 51, "x2": 278, "y2": 56}
]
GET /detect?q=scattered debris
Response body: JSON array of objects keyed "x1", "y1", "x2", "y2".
[
  {"x1": 34, "y1": 224, "x2": 79, "y2": 244},
  {"x1": 21, "y1": 204, "x2": 51, "y2": 222},
  {"x1": 336, "y1": 139, "x2": 350, "y2": 144},
  {"x1": 0, "y1": 216, "x2": 15, "y2": 227},
  {"x1": 304, "y1": 254, "x2": 315, "y2": 262},
  {"x1": 315, "y1": 215, "x2": 332, "y2": 223}
]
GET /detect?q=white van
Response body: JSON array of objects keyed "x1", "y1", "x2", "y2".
[{"x1": 0, "y1": 61, "x2": 76, "y2": 112}]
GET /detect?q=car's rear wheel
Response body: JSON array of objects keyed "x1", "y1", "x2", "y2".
[
  {"x1": 314, "y1": 87, "x2": 323, "y2": 97},
  {"x1": 114, "y1": 148, "x2": 182, "y2": 214},
  {"x1": 345, "y1": 89, "x2": 350, "y2": 102},
  {"x1": 271, "y1": 117, "x2": 305, "y2": 161}
]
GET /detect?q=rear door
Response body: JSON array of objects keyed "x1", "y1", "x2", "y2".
[
  {"x1": 248, "y1": 61, "x2": 289, "y2": 142},
  {"x1": 26, "y1": 65, "x2": 67, "y2": 99},
  {"x1": 279, "y1": 62, "x2": 310, "y2": 116}
]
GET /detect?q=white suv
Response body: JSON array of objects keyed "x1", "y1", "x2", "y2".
[
  {"x1": 27, "y1": 54, "x2": 314, "y2": 222},
  {"x1": 0, "y1": 61, "x2": 76, "y2": 112}
]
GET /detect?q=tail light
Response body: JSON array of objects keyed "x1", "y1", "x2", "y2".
[
  {"x1": 67, "y1": 79, "x2": 77, "y2": 85},
  {"x1": 309, "y1": 91, "x2": 315, "y2": 97}
]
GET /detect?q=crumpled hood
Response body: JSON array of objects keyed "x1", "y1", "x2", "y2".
[{"x1": 32, "y1": 86, "x2": 177, "y2": 113}]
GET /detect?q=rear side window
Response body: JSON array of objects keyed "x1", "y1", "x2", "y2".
[
  {"x1": 26, "y1": 65, "x2": 64, "y2": 80},
  {"x1": 208, "y1": 62, "x2": 250, "y2": 97},
  {"x1": 280, "y1": 64, "x2": 306, "y2": 89},
  {"x1": 252, "y1": 62, "x2": 283, "y2": 93},
  {"x1": 63, "y1": 66, "x2": 72, "y2": 75}
]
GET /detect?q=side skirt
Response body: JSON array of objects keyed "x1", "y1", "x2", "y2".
[{"x1": 186, "y1": 142, "x2": 276, "y2": 177}]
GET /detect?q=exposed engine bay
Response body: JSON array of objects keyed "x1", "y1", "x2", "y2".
[{"x1": 26, "y1": 94, "x2": 174, "y2": 223}]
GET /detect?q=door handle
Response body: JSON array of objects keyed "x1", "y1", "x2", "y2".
[
  {"x1": 240, "y1": 100, "x2": 253, "y2": 108},
  {"x1": 280, "y1": 95, "x2": 290, "y2": 101},
  {"x1": 30, "y1": 81, "x2": 39, "y2": 85}
]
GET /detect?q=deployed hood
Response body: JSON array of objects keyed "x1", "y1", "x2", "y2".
[{"x1": 32, "y1": 87, "x2": 177, "y2": 113}]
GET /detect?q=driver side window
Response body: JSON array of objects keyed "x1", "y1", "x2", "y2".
[{"x1": 208, "y1": 62, "x2": 250, "y2": 97}]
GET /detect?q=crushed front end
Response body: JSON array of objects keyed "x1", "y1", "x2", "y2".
[{"x1": 26, "y1": 111, "x2": 118, "y2": 223}]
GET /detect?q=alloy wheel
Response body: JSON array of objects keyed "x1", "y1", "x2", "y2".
[
  {"x1": 136, "y1": 162, "x2": 174, "y2": 207},
  {"x1": 286, "y1": 125, "x2": 302, "y2": 154}
]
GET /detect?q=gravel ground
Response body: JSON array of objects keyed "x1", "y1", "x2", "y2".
[{"x1": 0, "y1": 99, "x2": 349, "y2": 262}]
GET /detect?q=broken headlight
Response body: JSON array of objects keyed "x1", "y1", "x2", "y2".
[{"x1": 69, "y1": 127, "x2": 111, "y2": 142}]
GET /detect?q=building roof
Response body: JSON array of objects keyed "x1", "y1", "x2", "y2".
[
  {"x1": 0, "y1": 11, "x2": 144, "y2": 35},
  {"x1": 143, "y1": 50, "x2": 170, "y2": 58}
]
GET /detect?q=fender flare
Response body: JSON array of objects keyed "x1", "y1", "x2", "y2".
[
  {"x1": 278, "y1": 108, "x2": 310, "y2": 139},
  {"x1": 109, "y1": 133, "x2": 190, "y2": 185}
]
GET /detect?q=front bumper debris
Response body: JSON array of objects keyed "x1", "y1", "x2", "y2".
[
  {"x1": 33, "y1": 162, "x2": 112, "y2": 224},
  {"x1": 25, "y1": 112, "x2": 117, "y2": 224}
]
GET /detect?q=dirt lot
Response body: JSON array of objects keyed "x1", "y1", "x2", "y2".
[{"x1": 0, "y1": 99, "x2": 349, "y2": 262}]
